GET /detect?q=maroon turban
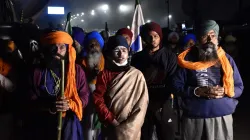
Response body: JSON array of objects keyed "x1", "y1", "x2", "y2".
[
  {"x1": 140, "y1": 22, "x2": 163, "y2": 41},
  {"x1": 116, "y1": 28, "x2": 133, "y2": 39}
]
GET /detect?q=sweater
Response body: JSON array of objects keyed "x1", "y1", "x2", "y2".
[{"x1": 172, "y1": 47, "x2": 244, "y2": 118}]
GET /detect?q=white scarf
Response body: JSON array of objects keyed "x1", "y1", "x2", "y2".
[{"x1": 113, "y1": 59, "x2": 128, "y2": 66}]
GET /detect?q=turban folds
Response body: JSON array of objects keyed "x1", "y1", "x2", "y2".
[
  {"x1": 107, "y1": 35, "x2": 129, "y2": 52},
  {"x1": 72, "y1": 27, "x2": 85, "y2": 46},
  {"x1": 83, "y1": 31, "x2": 104, "y2": 49},
  {"x1": 141, "y1": 22, "x2": 163, "y2": 41},
  {"x1": 116, "y1": 28, "x2": 133, "y2": 40},
  {"x1": 183, "y1": 34, "x2": 196, "y2": 45},
  {"x1": 197, "y1": 20, "x2": 219, "y2": 38}
]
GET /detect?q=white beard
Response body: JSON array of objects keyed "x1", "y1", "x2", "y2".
[{"x1": 87, "y1": 52, "x2": 101, "y2": 70}]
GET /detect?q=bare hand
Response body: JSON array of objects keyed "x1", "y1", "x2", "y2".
[
  {"x1": 111, "y1": 119, "x2": 120, "y2": 127},
  {"x1": 208, "y1": 85, "x2": 225, "y2": 99},
  {"x1": 195, "y1": 86, "x2": 210, "y2": 98},
  {"x1": 55, "y1": 96, "x2": 70, "y2": 112}
]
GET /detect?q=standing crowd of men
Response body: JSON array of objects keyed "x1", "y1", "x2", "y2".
[{"x1": 0, "y1": 20, "x2": 244, "y2": 140}]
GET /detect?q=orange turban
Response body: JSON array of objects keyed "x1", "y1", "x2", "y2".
[{"x1": 41, "y1": 31, "x2": 83, "y2": 120}]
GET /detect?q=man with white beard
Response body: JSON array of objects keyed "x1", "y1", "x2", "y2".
[
  {"x1": 172, "y1": 20, "x2": 244, "y2": 140},
  {"x1": 79, "y1": 31, "x2": 105, "y2": 140}
]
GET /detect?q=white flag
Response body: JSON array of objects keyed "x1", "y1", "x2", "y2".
[{"x1": 130, "y1": 2, "x2": 145, "y2": 52}]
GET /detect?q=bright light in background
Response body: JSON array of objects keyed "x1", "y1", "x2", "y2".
[
  {"x1": 164, "y1": 15, "x2": 173, "y2": 20},
  {"x1": 77, "y1": 13, "x2": 79, "y2": 16},
  {"x1": 81, "y1": 12, "x2": 84, "y2": 15},
  {"x1": 101, "y1": 4, "x2": 109, "y2": 11},
  {"x1": 146, "y1": 19, "x2": 151, "y2": 23},
  {"x1": 91, "y1": 10, "x2": 95, "y2": 16},
  {"x1": 81, "y1": 19, "x2": 84, "y2": 22},
  {"x1": 47, "y1": 6, "x2": 64, "y2": 15},
  {"x1": 127, "y1": 25, "x2": 130, "y2": 29},
  {"x1": 119, "y1": 4, "x2": 131, "y2": 13}
]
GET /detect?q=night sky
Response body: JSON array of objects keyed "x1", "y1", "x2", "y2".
[{"x1": 15, "y1": 0, "x2": 250, "y2": 30}]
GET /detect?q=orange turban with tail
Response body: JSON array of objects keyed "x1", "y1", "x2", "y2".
[{"x1": 40, "y1": 31, "x2": 83, "y2": 120}]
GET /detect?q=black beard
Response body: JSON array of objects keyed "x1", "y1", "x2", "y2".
[
  {"x1": 43, "y1": 56, "x2": 62, "y2": 70},
  {"x1": 198, "y1": 42, "x2": 218, "y2": 62}
]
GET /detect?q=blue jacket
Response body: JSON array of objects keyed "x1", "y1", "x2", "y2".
[{"x1": 172, "y1": 47, "x2": 244, "y2": 118}]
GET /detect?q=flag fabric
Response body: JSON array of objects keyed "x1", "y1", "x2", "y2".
[
  {"x1": 64, "y1": 12, "x2": 72, "y2": 35},
  {"x1": 130, "y1": 0, "x2": 145, "y2": 52}
]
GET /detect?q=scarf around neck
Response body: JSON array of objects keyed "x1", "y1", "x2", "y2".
[{"x1": 178, "y1": 46, "x2": 234, "y2": 97}]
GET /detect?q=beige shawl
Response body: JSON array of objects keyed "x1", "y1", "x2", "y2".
[{"x1": 106, "y1": 66, "x2": 149, "y2": 140}]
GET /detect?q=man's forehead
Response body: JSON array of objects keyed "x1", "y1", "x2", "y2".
[
  {"x1": 207, "y1": 30, "x2": 215, "y2": 34},
  {"x1": 53, "y1": 43, "x2": 67, "y2": 47},
  {"x1": 149, "y1": 31, "x2": 158, "y2": 35},
  {"x1": 89, "y1": 39, "x2": 99, "y2": 44},
  {"x1": 114, "y1": 46, "x2": 127, "y2": 50},
  {"x1": 122, "y1": 34, "x2": 131, "y2": 39}
]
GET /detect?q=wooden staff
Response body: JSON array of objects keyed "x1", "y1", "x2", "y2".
[{"x1": 57, "y1": 59, "x2": 65, "y2": 140}]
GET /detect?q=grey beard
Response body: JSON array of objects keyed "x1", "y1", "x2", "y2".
[
  {"x1": 87, "y1": 52, "x2": 101, "y2": 69},
  {"x1": 198, "y1": 42, "x2": 218, "y2": 62}
]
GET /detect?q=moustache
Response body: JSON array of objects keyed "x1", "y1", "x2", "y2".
[
  {"x1": 202, "y1": 42, "x2": 216, "y2": 52},
  {"x1": 88, "y1": 48, "x2": 100, "y2": 54},
  {"x1": 199, "y1": 42, "x2": 218, "y2": 62},
  {"x1": 43, "y1": 57, "x2": 61, "y2": 69}
]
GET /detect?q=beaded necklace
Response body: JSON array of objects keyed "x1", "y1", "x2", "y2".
[{"x1": 44, "y1": 69, "x2": 61, "y2": 95}]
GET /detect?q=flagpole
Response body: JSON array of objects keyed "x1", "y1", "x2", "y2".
[
  {"x1": 105, "y1": 22, "x2": 109, "y2": 33},
  {"x1": 57, "y1": 59, "x2": 65, "y2": 140},
  {"x1": 64, "y1": 12, "x2": 72, "y2": 35},
  {"x1": 166, "y1": 0, "x2": 170, "y2": 28},
  {"x1": 135, "y1": 0, "x2": 140, "y2": 9}
]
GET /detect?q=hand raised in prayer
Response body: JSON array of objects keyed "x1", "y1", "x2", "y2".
[
  {"x1": 208, "y1": 85, "x2": 225, "y2": 99},
  {"x1": 56, "y1": 96, "x2": 70, "y2": 112}
]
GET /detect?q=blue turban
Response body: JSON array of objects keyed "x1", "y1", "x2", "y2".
[
  {"x1": 183, "y1": 34, "x2": 196, "y2": 45},
  {"x1": 72, "y1": 27, "x2": 85, "y2": 46},
  {"x1": 83, "y1": 31, "x2": 104, "y2": 49}
]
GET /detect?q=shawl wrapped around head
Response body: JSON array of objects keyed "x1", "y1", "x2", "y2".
[
  {"x1": 40, "y1": 31, "x2": 83, "y2": 120},
  {"x1": 178, "y1": 47, "x2": 234, "y2": 97}
]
